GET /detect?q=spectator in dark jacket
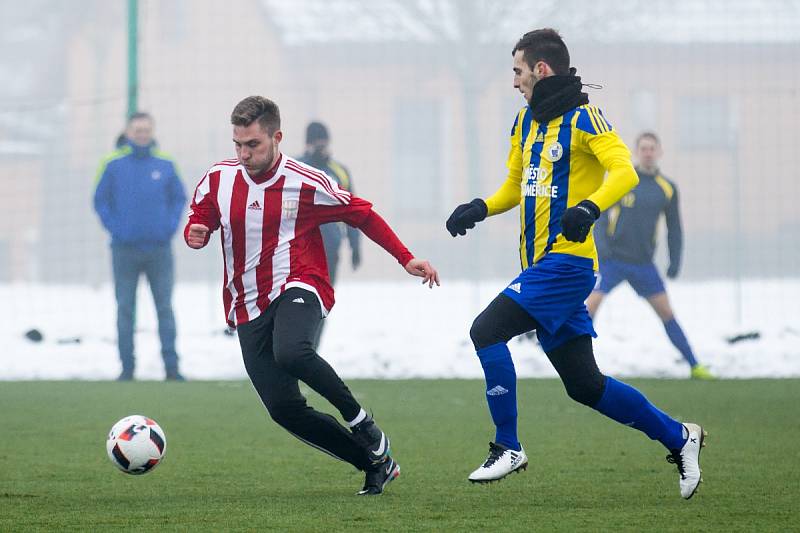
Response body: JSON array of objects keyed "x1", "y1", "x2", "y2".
[
  {"x1": 94, "y1": 112, "x2": 187, "y2": 381},
  {"x1": 299, "y1": 122, "x2": 361, "y2": 348}
]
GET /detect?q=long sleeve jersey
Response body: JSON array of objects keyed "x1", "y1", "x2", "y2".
[
  {"x1": 185, "y1": 154, "x2": 413, "y2": 327},
  {"x1": 298, "y1": 154, "x2": 361, "y2": 261},
  {"x1": 594, "y1": 168, "x2": 683, "y2": 266},
  {"x1": 483, "y1": 104, "x2": 639, "y2": 270}
]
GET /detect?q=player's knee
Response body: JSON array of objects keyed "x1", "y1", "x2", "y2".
[
  {"x1": 265, "y1": 401, "x2": 302, "y2": 427},
  {"x1": 548, "y1": 335, "x2": 606, "y2": 407},
  {"x1": 563, "y1": 372, "x2": 606, "y2": 407},
  {"x1": 470, "y1": 313, "x2": 500, "y2": 350}
]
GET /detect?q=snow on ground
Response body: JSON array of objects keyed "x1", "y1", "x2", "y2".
[{"x1": 1, "y1": 279, "x2": 798, "y2": 380}]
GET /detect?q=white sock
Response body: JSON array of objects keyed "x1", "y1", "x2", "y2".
[
  {"x1": 682, "y1": 425, "x2": 689, "y2": 440},
  {"x1": 347, "y1": 408, "x2": 367, "y2": 427}
]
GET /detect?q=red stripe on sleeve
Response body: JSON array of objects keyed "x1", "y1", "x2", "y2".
[
  {"x1": 356, "y1": 210, "x2": 414, "y2": 266},
  {"x1": 184, "y1": 170, "x2": 221, "y2": 246},
  {"x1": 221, "y1": 226, "x2": 234, "y2": 327}
]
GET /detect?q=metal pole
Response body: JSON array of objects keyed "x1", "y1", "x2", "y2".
[
  {"x1": 731, "y1": 131, "x2": 743, "y2": 326},
  {"x1": 127, "y1": 0, "x2": 139, "y2": 117}
]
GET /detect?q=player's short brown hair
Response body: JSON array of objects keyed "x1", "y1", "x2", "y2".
[
  {"x1": 231, "y1": 96, "x2": 281, "y2": 134},
  {"x1": 635, "y1": 131, "x2": 661, "y2": 147},
  {"x1": 513, "y1": 28, "x2": 570, "y2": 76}
]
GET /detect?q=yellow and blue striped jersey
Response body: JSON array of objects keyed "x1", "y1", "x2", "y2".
[{"x1": 485, "y1": 104, "x2": 638, "y2": 270}]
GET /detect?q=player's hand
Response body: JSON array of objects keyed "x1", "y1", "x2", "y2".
[
  {"x1": 351, "y1": 248, "x2": 361, "y2": 270},
  {"x1": 187, "y1": 224, "x2": 209, "y2": 249},
  {"x1": 446, "y1": 198, "x2": 488, "y2": 237},
  {"x1": 666, "y1": 263, "x2": 679, "y2": 279},
  {"x1": 560, "y1": 200, "x2": 600, "y2": 243},
  {"x1": 404, "y1": 258, "x2": 440, "y2": 288}
]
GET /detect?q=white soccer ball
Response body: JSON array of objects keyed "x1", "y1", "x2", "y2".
[{"x1": 106, "y1": 415, "x2": 167, "y2": 475}]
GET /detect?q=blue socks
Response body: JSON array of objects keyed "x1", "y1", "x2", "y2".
[
  {"x1": 476, "y1": 345, "x2": 687, "y2": 452},
  {"x1": 476, "y1": 343, "x2": 520, "y2": 451},
  {"x1": 594, "y1": 376, "x2": 687, "y2": 450},
  {"x1": 663, "y1": 318, "x2": 698, "y2": 367}
]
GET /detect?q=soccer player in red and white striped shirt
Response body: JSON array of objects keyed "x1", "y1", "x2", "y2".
[{"x1": 185, "y1": 96, "x2": 439, "y2": 496}]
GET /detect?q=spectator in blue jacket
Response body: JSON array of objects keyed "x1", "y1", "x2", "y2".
[{"x1": 94, "y1": 112, "x2": 187, "y2": 381}]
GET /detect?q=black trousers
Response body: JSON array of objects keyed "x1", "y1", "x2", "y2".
[
  {"x1": 313, "y1": 235, "x2": 340, "y2": 349},
  {"x1": 470, "y1": 293, "x2": 607, "y2": 407},
  {"x1": 237, "y1": 288, "x2": 371, "y2": 471}
]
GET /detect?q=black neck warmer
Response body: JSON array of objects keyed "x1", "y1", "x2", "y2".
[{"x1": 529, "y1": 67, "x2": 590, "y2": 123}]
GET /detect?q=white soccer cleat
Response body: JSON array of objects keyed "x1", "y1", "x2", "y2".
[
  {"x1": 468, "y1": 442, "x2": 528, "y2": 483},
  {"x1": 666, "y1": 423, "x2": 707, "y2": 499}
]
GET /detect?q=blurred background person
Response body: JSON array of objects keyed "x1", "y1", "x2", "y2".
[
  {"x1": 93, "y1": 112, "x2": 187, "y2": 381},
  {"x1": 298, "y1": 121, "x2": 361, "y2": 348},
  {"x1": 587, "y1": 131, "x2": 713, "y2": 380}
]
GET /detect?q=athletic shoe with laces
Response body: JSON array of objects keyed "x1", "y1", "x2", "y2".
[
  {"x1": 690, "y1": 365, "x2": 715, "y2": 380},
  {"x1": 351, "y1": 414, "x2": 390, "y2": 464},
  {"x1": 468, "y1": 442, "x2": 528, "y2": 483},
  {"x1": 666, "y1": 423, "x2": 707, "y2": 499},
  {"x1": 357, "y1": 456, "x2": 400, "y2": 495}
]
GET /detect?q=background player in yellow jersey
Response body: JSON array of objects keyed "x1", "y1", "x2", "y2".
[{"x1": 446, "y1": 28, "x2": 706, "y2": 499}]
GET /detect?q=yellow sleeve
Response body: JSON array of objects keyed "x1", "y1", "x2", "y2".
[
  {"x1": 584, "y1": 131, "x2": 638, "y2": 211},
  {"x1": 572, "y1": 105, "x2": 638, "y2": 211},
  {"x1": 485, "y1": 111, "x2": 524, "y2": 216},
  {"x1": 485, "y1": 175, "x2": 520, "y2": 216}
]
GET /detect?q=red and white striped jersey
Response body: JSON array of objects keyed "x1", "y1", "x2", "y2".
[{"x1": 186, "y1": 154, "x2": 377, "y2": 327}]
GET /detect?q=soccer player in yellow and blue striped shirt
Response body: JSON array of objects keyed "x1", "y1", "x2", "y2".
[{"x1": 445, "y1": 28, "x2": 706, "y2": 499}]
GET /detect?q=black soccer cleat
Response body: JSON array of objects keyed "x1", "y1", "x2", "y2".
[
  {"x1": 357, "y1": 457, "x2": 400, "y2": 496},
  {"x1": 351, "y1": 414, "x2": 390, "y2": 464}
]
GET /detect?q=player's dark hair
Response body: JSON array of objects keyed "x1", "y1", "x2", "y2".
[
  {"x1": 513, "y1": 28, "x2": 570, "y2": 76},
  {"x1": 231, "y1": 96, "x2": 281, "y2": 134},
  {"x1": 636, "y1": 131, "x2": 661, "y2": 147},
  {"x1": 127, "y1": 111, "x2": 153, "y2": 124}
]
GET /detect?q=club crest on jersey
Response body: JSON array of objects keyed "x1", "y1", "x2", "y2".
[
  {"x1": 545, "y1": 142, "x2": 563, "y2": 162},
  {"x1": 282, "y1": 200, "x2": 299, "y2": 219},
  {"x1": 151, "y1": 170, "x2": 162, "y2": 180}
]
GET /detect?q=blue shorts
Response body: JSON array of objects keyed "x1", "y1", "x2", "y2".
[
  {"x1": 595, "y1": 258, "x2": 666, "y2": 298},
  {"x1": 501, "y1": 253, "x2": 597, "y2": 353}
]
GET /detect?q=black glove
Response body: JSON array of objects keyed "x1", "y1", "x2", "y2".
[
  {"x1": 666, "y1": 263, "x2": 679, "y2": 279},
  {"x1": 351, "y1": 248, "x2": 361, "y2": 270},
  {"x1": 560, "y1": 200, "x2": 600, "y2": 243},
  {"x1": 446, "y1": 198, "x2": 488, "y2": 237}
]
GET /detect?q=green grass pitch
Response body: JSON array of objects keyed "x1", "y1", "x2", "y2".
[{"x1": 1, "y1": 379, "x2": 798, "y2": 532}]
